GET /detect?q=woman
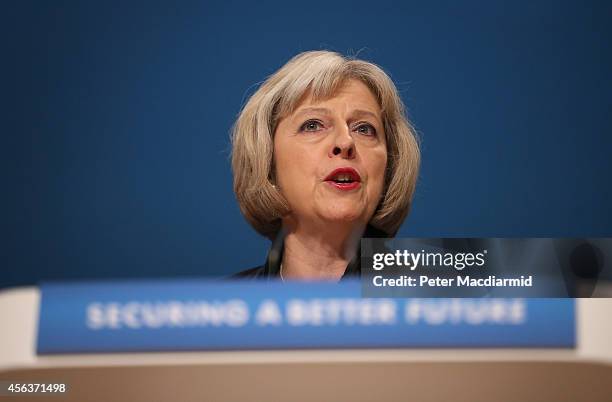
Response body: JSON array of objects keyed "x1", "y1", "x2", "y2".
[{"x1": 231, "y1": 50, "x2": 420, "y2": 280}]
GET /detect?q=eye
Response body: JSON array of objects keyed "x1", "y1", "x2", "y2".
[
  {"x1": 299, "y1": 119, "x2": 324, "y2": 132},
  {"x1": 354, "y1": 123, "x2": 377, "y2": 136}
]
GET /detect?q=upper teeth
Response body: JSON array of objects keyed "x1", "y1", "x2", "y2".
[{"x1": 335, "y1": 174, "x2": 353, "y2": 182}]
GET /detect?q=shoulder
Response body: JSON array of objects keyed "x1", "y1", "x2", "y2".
[{"x1": 230, "y1": 265, "x2": 266, "y2": 279}]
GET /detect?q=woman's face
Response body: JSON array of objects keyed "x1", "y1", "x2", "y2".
[{"x1": 273, "y1": 79, "x2": 387, "y2": 230}]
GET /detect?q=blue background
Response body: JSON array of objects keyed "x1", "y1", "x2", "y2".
[{"x1": 2, "y1": 1, "x2": 611, "y2": 288}]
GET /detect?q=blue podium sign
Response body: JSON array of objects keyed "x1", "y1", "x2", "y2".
[{"x1": 37, "y1": 279, "x2": 575, "y2": 354}]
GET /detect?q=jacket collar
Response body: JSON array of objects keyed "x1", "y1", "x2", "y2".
[{"x1": 262, "y1": 224, "x2": 388, "y2": 280}]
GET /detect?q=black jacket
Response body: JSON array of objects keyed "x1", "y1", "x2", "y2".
[{"x1": 232, "y1": 225, "x2": 388, "y2": 280}]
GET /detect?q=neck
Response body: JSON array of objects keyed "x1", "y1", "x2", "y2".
[{"x1": 280, "y1": 219, "x2": 365, "y2": 281}]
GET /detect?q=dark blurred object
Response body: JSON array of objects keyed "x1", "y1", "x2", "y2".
[{"x1": 555, "y1": 239, "x2": 608, "y2": 297}]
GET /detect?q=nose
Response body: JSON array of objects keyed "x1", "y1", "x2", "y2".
[{"x1": 329, "y1": 126, "x2": 356, "y2": 159}]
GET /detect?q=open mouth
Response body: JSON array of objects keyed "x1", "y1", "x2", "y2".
[{"x1": 324, "y1": 167, "x2": 362, "y2": 190}]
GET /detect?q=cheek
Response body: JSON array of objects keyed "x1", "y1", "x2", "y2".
[
  {"x1": 273, "y1": 135, "x2": 291, "y2": 183},
  {"x1": 274, "y1": 141, "x2": 316, "y2": 194},
  {"x1": 367, "y1": 150, "x2": 388, "y2": 196}
]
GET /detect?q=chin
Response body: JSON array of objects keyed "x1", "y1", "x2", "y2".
[{"x1": 318, "y1": 205, "x2": 366, "y2": 224}]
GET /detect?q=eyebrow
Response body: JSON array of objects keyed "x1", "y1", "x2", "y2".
[
  {"x1": 293, "y1": 107, "x2": 381, "y2": 122},
  {"x1": 351, "y1": 109, "x2": 381, "y2": 121}
]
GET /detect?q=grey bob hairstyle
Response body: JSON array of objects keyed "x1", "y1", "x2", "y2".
[{"x1": 231, "y1": 50, "x2": 420, "y2": 239}]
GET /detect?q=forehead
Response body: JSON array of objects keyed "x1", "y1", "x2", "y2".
[{"x1": 294, "y1": 79, "x2": 381, "y2": 115}]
